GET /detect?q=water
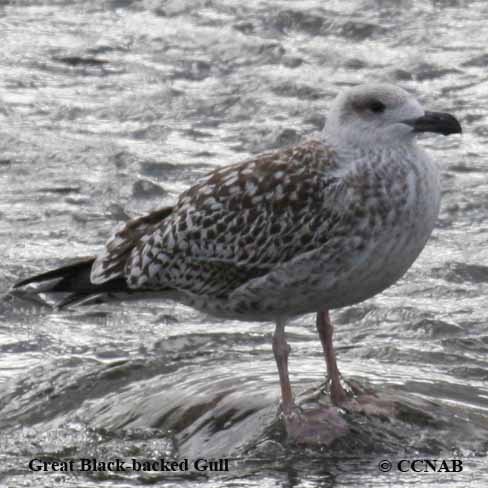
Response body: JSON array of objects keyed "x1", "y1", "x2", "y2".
[{"x1": 1, "y1": 0, "x2": 487, "y2": 486}]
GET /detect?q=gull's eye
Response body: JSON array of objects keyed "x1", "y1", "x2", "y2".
[{"x1": 368, "y1": 99, "x2": 386, "y2": 113}]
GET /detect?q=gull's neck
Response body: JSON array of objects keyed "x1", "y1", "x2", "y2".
[
  {"x1": 321, "y1": 133, "x2": 426, "y2": 179},
  {"x1": 326, "y1": 135, "x2": 416, "y2": 165}
]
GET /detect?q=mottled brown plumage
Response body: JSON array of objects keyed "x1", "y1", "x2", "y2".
[{"x1": 91, "y1": 139, "x2": 342, "y2": 308}]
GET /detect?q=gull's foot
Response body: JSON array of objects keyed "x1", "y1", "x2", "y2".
[
  {"x1": 281, "y1": 380, "x2": 399, "y2": 445},
  {"x1": 325, "y1": 373, "x2": 350, "y2": 406},
  {"x1": 282, "y1": 405, "x2": 349, "y2": 446},
  {"x1": 323, "y1": 377, "x2": 397, "y2": 417},
  {"x1": 344, "y1": 393, "x2": 397, "y2": 417}
]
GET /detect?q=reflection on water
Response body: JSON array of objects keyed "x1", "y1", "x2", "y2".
[{"x1": 1, "y1": 0, "x2": 488, "y2": 486}]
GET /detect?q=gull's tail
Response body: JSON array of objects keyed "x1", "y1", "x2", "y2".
[
  {"x1": 12, "y1": 257, "x2": 130, "y2": 308},
  {"x1": 11, "y1": 205, "x2": 175, "y2": 308}
]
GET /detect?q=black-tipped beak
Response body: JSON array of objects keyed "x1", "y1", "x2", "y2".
[{"x1": 403, "y1": 111, "x2": 462, "y2": 136}]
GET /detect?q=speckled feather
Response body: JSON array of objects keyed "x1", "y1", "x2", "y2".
[{"x1": 91, "y1": 140, "x2": 341, "y2": 296}]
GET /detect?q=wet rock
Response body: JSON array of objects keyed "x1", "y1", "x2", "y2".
[
  {"x1": 107, "y1": 203, "x2": 131, "y2": 221},
  {"x1": 140, "y1": 161, "x2": 179, "y2": 177},
  {"x1": 269, "y1": 128, "x2": 301, "y2": 149},
  {"x1": 132, "y1": 179, "x2": 167, "y2": 199}
]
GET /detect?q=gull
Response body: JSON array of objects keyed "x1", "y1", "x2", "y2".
[{"x1": 13, "y1": 83, "x2": 462, "y2": 442}]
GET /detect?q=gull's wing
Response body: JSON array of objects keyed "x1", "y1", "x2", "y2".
[
  {"x1": 90, "y1": 206, "x2": 174, "y2": 283},
  {"x1": 92, "y1": 139, "x2": 343, "y2": 298}
]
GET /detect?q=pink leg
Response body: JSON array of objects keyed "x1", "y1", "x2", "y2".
[
  {"x1": 272, "y1": 319, "x2": 294, "y2": 415},
  {"x1": 316, "y1": 310, "x2": 348, "y2": 405},
  {"x1": 272, "y1": 316, "x2": 351, "y2": 445}
]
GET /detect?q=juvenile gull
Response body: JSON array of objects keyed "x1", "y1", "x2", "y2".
[{"x1": 13, "y1": 84, "x2": 462, "y2": 440}]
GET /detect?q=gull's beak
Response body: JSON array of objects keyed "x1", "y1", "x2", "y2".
[{"x1": 403, "y1": 111, "x2": 462, "y2": 136}]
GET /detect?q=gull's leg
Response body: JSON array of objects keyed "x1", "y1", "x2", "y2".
[
  {"x1": 272, "y1": 316, "x2": 350, "y2": 445},
  {"x1": 272, "y1": 319, "x2": 294, "y2": 415},
  {"x1": 316, "y1": 309, "x2": 348, "y2": 405}
]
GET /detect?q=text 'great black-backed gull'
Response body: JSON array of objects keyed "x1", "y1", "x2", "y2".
[{"x1": 13, "y1": 83, "x2": 462, "y2": 444}]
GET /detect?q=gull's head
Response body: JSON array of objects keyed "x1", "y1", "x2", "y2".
[{"x1": 324, "y1": 83, "x2": 462, "y2": 149}]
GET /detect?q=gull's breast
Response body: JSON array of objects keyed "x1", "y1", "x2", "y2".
[{"x1": 323, "y1": 147, "x2": 441, "y2": 308}]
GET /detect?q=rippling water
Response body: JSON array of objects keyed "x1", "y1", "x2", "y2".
[{"x1": 1, "y1": 0, "x2": 487, "y2": 486}]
